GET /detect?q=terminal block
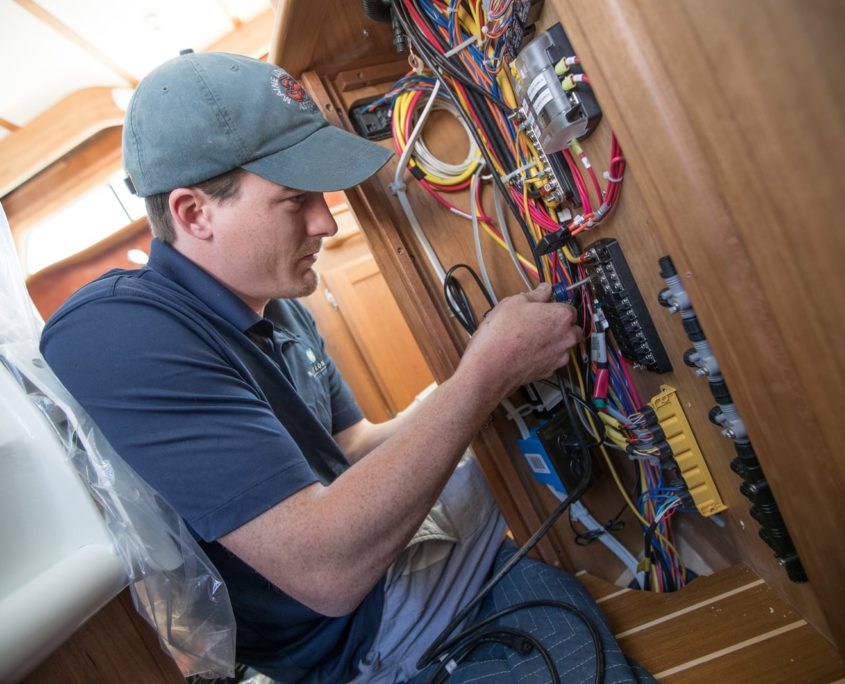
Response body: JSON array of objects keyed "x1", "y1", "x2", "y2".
[
  {"x1": 649, "y1": 385, "x2": 727, "y2": 517},
  {"x1": 585, "y1": 237, "x2": 672, "y2": 373}
]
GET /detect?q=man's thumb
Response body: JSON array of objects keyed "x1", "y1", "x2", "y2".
[{"x1": 524, "y1": 282, "x2": 553, "y2": 302}]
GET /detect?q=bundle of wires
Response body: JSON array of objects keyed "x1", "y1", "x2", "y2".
[{"x1": 385, "y1": 0, "x2": 689, "y2": 594}]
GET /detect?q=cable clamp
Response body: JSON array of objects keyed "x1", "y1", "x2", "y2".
[{"x1": 388, "y1": 179, "x2": 407, "y2": 194}]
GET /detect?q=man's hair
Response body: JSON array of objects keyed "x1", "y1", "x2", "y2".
[{"x1": 144, "y1": 168, "x2": 248, "y2": 243}]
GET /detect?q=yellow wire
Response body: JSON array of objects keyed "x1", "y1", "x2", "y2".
[
  {"x1": 570, "y1": 357, "x2": 683, "y2": 563},
  {"x1": 394, "y1": 90, "x2": 482, "y2": 186},
  {"x1": 562, "y1": 244, "x2": 583, "y2": 264}
]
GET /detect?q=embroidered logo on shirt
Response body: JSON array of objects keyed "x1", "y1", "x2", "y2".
[{"x1": 305, "y1": 347, "x2": 328, "y2": 378}]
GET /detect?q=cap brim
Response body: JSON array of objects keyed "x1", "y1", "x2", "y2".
[{"x1": 242, "y1": 125, "x2": 393, "y2": 192}]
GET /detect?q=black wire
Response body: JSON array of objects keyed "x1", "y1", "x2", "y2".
[
  {"x1": 427, "y1": 626, "x2": 561, "y2": 684},
  {"x1": 416, "y1": 450, "x2": 592, "y2": 671},
  {"x1": 569, "y1": 504, "x2": 626, "y2": 546},
  {"x1": 643, "y1": 518, "x2": 676, "y2": 593},
  {"x1": 418, "y1": 378, "x2": 596, "y2": 676},
  {"x1": 443, "y1": 263, "x2": 495, "y2": 334},
  {"x1": 426, "y1": 601, "x2": 604, "y2": 684}
]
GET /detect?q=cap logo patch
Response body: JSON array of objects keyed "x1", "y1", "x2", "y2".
[{"x1": 270, "y1": 69, "x2": 316, "y2": 112}]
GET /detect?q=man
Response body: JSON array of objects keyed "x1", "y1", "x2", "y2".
[{"x1": 41, "y1": 52, "x2": 650, "y2": 682}]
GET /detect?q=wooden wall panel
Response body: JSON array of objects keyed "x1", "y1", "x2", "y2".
[
  {"x1": 546, "y1": 0, "x2": 844, "y2": 649},
  {"x1": 25, "y1": 590, "x2": 183, "y2": 684}
]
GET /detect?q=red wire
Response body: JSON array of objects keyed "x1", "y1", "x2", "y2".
[{"x1": 563, "y1": 149, "x2": 592, "y2": 213}]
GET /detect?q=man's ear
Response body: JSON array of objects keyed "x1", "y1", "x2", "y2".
[{"x1": 169, "y1": 188, "x2": 213, "y2": 240}]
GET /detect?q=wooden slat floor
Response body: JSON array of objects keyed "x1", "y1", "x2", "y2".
[{"x1": 577, "y1": 565, "x2": 845, "y2": 683}]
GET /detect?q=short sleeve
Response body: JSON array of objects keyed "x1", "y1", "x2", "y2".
[{"x1": 41, "y1": 294, "x2": 318, "y2": 542}]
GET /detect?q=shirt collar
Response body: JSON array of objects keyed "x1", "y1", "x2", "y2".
[{"x1": 147, "y1": 238, "x2": 262, "y2": 333}]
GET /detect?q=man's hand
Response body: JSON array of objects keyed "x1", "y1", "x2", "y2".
[{"x1": 459, "y1": 283, "x2": 583, "y2": 397}]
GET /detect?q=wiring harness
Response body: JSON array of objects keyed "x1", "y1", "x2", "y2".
[{"x1": 371, "y1": 0, "x2": 698, "y2": 678}]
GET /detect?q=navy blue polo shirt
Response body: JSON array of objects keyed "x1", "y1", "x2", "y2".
[{"x1": 40, "y1": 238, "x2": 384, "y2": 682}]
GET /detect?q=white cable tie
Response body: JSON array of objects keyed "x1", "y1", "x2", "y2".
[
  {"x1": 500, "y1": 161, "x2": 536, "y2": 184},
  {"x1": 445, "y1": 660, "x2": 458, "y2": 674},
  {"x1": 603, "y1": 170, "x2": 624, "y2": 183},
  {"x1": 444, "y1": 33, "x2": 481, "y2": 58}
]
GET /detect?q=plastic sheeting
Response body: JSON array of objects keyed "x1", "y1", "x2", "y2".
[{"x1": 0, "y1": 202, "x2": 236, "y2": 678}]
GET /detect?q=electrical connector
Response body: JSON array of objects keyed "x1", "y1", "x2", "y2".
[{"x1": 649, "y1": 385, "x2": 727, "y2": 517}]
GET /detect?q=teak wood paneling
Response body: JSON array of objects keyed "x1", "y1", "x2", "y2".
[
  {"x1": 275, "y1": 0, "x2": 845, "y2": 655},
  {"x1": 544, "y1": 0, "x2": 845, "y2": 650},
  {"x1": 0, "y1": 87, "x2": 125, "y2": 197},
  {"x1": 321, "y1": 252, "x2": 435, "y2": 414}
]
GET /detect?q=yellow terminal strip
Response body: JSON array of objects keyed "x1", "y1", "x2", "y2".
[{"x1": 649, "y1": 385, "x2": 728, "y2": 517}]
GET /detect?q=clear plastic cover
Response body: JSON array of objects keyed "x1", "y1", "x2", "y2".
[{"x1": 0, "y1": 203, "x2": 236, "y2": 678}]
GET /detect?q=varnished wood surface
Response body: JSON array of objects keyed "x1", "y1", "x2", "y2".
[
  {"x1": 26, "y1": 218, "x2": 151, "y2": 319},
  {"x1": 322, "y1": 252, "x2": 435, "y2": 414},
  {"x1": 270, "y1": 0, "x2": 395, "y2": 79},
  {"x1": 275, "y1": 0, "x2": 845, "y2": 654},
  {"x1": 580, "y1": 565, "x2": 845, "y2": 683},
  {"x1": 0, "y1": 8, "x2": 275, "y2": 207},
  {"x1": 547, "y1": 0, "x2": 845, "y2": 651},
  {"x1": 0, "y1": 87, "x2": 125, "y2": 197},
  {"x1": 25, "y1": 590, "x2": 184, "y2": 683}
]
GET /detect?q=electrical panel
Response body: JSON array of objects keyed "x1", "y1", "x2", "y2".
[{"x1": 585, "y1": 238, "x2": 672, "y2": 373}]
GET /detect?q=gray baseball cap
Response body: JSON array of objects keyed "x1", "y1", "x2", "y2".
[{"x1": 122, "y1": 51, "x2": 392, "y2": 196}]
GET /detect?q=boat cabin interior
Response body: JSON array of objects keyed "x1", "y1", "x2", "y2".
[{"x1": 2, "y1": 1, "x2": 844, "y2": 682}]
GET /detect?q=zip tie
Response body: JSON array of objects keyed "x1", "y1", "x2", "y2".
[
  {"x1": 500, "y1": 160, "x2": 537, "y2": 184},
  {"x1": 444, "y1": 32, "x2": 482, "y2": 58},
  {"x1": 603, "y1": 170, "x2": 624, "y2": 183}
]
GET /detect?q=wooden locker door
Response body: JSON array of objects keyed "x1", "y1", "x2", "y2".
[{"x1": 321, "y1": 253, "x2": 435, "y2": 415}]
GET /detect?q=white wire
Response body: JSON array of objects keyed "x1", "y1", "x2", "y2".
[
  {"x1": 391, "y1": 82, "x2": 447, "y2": 284},
  {"x1": 412, "y1": 100, "x2": 480, "y2": 179},
  {"x1": 470, "y1": 164, "x2": 498, "y2": 305},
  {"x1": 394, "y1": 81, "x2": 442, "y2": 185},
  {"x1": 492, "y1": 180, "x2": 533, "y2": 290}
]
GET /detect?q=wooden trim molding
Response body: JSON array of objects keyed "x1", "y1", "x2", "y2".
[{"x1": 0, "y1": 87, "x2": 125, "y2": 198}]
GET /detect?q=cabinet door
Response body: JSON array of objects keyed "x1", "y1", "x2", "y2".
[{"x1": 321, "y1": 253, "x2": 434, "y2": 415}]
